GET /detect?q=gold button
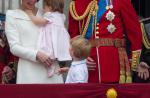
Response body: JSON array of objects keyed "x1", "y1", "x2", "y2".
[
  {"x1": 96, "y1": 31, "x2": 99, "y2": 34},
  {"x1": 95, "y1": 36, "x2": 99, "y2": 39},
  {"x1": 133, "y1": 55, "x2": 137, "y2": 58},
  {"x1": 96, "y1": 27, "x2": 99, "y2": 30}
]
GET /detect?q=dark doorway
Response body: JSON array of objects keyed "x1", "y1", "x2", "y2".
[{"x1": 131, "y1": 0, "x2": 150, "y2": 18}]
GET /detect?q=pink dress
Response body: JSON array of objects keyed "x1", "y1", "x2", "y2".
[{"x1": 37, "y1": 12, "x2": 72, "y2": 77}]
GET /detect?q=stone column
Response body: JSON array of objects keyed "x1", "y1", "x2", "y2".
[{"x1": 64, "y1": 0, "x2": 71, "y2": 28}]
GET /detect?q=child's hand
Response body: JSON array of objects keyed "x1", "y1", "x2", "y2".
[{"x1": 56, "y1": 67, "x2": 69, "y2": 74}]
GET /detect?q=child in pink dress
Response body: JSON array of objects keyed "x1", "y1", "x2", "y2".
[{"x1": 26, "y1": 0, "x2": 71, "y2": 77}]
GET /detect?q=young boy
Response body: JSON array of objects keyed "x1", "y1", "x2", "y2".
[{"x1": 59, "y1": 35, "x2": 91, "y2": 83}]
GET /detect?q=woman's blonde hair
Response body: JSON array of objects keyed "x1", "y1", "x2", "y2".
[
  {"x1": 44, "y1": 0, "x2": 64, "y2": 13},
  {"x1": 71, "y1": 35, "x2": 92, "y2": 59}
]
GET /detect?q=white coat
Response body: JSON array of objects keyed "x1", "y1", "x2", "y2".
[{"x1": 5, "y1": 9, "x2": 63, "y2": 84}]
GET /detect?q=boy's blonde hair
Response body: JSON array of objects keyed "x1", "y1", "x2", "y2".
[
  {"x1": 44, "y1": 0, "x2": 64, "y2": 13},
  {"x1": 71, "y1": 35, "x2": 92, "y2": 59}
]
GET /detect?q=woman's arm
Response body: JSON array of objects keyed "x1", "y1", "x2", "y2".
[
  {"x1": 5, "y1": 10, "x2": 53, "y2": 66},
  {"x1": 5, "y1": 10, "x2": 38, "y2": 62}
]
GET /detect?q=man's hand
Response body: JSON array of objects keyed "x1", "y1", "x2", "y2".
[
  {"x1": 137, "y1": 62, "x2": 150, "y2": 80},
  {"x1": 86, "y1": 57, "x2": 96, "y2": 71},
  {"x1": 2, "y1": 66, "x2": 14, "y2": 83}
]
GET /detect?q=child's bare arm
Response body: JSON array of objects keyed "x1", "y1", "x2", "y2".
[
  {"x1": 30, "y1": 16, "x2": 48, "y2": 26},
  {"x1": 25, "y1": 10, "x2": 48, "y2": 26},
  {"x1": 57, "y1": 67, "x2": 69, "y2": 74}
]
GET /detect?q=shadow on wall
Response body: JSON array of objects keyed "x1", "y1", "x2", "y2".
[{"x1": 0, "y1": 0, "x2": 71, "y2": 29}]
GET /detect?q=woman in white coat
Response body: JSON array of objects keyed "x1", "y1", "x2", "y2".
[{"x1": 5, "y1": 0, "x2": 63, "y2": 84}]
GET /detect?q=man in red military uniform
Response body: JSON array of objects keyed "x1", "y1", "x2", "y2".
[{"x1": 69, "y1": 0, "x2": 142, "y2": 83}]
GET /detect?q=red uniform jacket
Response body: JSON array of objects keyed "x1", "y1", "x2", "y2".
[{"x1": 69, "y1": 0, "x2": 142, "y2": 83}]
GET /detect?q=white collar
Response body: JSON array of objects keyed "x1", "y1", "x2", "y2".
[{"x1": 71, "y1": 59, "x2": 86, "y2": 66}]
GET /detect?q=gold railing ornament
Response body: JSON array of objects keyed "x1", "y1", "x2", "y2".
[{"x1": 106, "y1": 88, "x2": 117, "y2": 98}]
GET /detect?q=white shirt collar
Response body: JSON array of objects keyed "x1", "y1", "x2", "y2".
[{"x1": 71, "y1": 59, "x2": 86, "y2": 66}]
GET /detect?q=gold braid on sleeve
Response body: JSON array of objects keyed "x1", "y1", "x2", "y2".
[
  {"x1": 131, "y1": 50, "x2": 141, "y2": 71},
  {"x1": 140, "y1": 22, "x2": 150, "y2": 49}
]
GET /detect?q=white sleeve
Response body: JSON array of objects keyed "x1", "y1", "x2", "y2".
[
  {"x1": 43, "y1": 12, "x2": 53, "y2": 23},
  {"x1": 5, "y1": 11, "x2": 38, "y2": 62}
]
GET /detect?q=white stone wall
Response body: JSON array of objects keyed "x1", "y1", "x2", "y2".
[
  {"x1": 0, "y1": 0, "x2": 43, "y2": 13},
  {"x1": 0, "y1": 0, "x2": 20, "y2": 13},
  {"x1": 64, "y1": 0, "x2": 71, "y2": 28},
  {"x1": 0, "y1": 0, "x2": 71, "y2": 27}
]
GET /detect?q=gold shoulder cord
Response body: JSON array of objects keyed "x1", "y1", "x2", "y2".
[
  {"x1": 69, "y1": 0, "x2": 98, "y2": 37},
  {"x1": 141, "y1": 22, "x2": 150, "y2": 49},
  {"x1": 69, "y1": 1, "x2": 92, "y2": 21}
]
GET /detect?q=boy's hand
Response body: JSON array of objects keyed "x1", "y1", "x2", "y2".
[{"x1": 56, "y1": 67, "x2": 69, "y2": 74}]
